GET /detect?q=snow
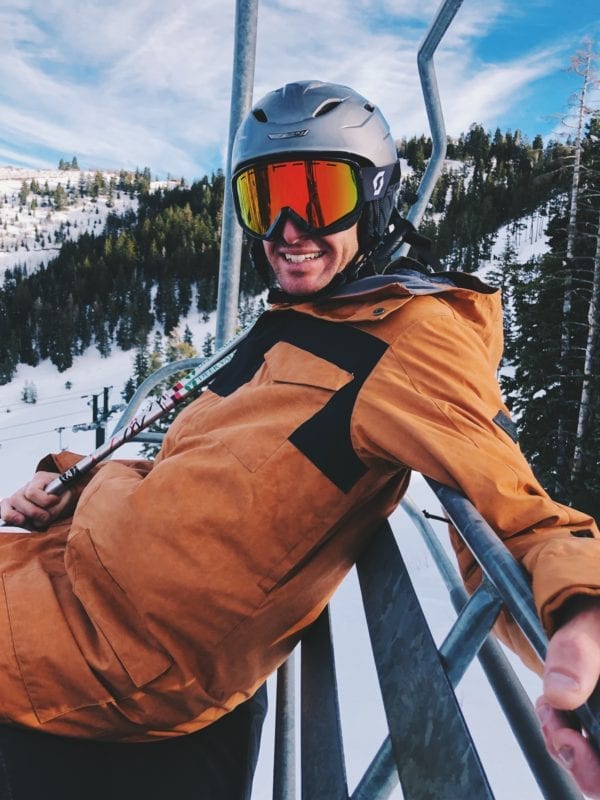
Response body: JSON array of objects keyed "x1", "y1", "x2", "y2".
[
  {"x1": 0, "y1": 168, "x2": 580, "y2": 799},
  {"x1": 0, "y1": 310, "x2": 217, "y2": 486},
  {"x1": 476, "y1": 208, "x2": 550, "y2": 284},
  {"x1": 0, "y1": 166, "x2": 141, "y2": 276}
]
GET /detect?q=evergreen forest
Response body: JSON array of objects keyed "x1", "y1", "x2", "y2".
[{"x1": 0, "y1": 91, "x2": 598, "y2": 517}]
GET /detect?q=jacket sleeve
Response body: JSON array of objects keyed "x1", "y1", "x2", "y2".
[{"x1": 352, "y1": 299, "x2": 600, "y2": 670}]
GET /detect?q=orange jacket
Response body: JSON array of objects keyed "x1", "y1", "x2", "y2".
[{"x1": 0, "y1": 270, "x2": 597, "y2": 740}]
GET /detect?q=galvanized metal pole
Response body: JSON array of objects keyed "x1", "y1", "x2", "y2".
[
  {"x1": 393, "y1": 0, "x2": 464, "y2": 258},
  {"x1": 215, "y1": 0, "x2": 259, "y2": 348},
  {"x1": 273, "y1": 656, "x2": 297, "y2": 800}
]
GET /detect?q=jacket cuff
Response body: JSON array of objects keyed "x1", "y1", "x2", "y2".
[
  {"x1": 36, "y1": 451, "x2": 85, "y2": 474},
  {"x1": 525, "y1": 538, "x2": 600, "y2": 635}
]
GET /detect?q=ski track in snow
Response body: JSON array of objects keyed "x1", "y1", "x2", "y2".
[{"x1": 0, "y1": 170, "x2": 568, "y2": 799}]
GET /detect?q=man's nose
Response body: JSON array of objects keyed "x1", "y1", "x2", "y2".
[{"x1": 280, "y1": 217, "x2": 307, "y2": 244}]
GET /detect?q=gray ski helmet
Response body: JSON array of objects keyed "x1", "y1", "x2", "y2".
[{"x1": 232, "y1": 80, "x2": 400, "y2": 253}]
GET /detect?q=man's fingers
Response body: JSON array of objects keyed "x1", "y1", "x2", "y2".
[
  {"x1": 536, "y1": 701, "x2": 600, "y2": 798},
  {"x1": 559, "y1": 730, "x2": 600, "y2": 800},
  {"x1": 23, "y1": 475, "x2": 61, "y2": 509},
  {"x1": 540, "y1": 602, "x2": 600, "y2": 798},
  {"x1": 544, "y1": 603, "x2": 600, "y2": 709},
  {"x1": 535, "y1": 701, "x2": 572, "y2": 758},
  {"x1": 0, "y1": 502, "x2": 27, "y2": 526},
  {"x1": 1, "y1": 472, "x2": 72, "y2": 529},
  {"x1": 552, "y1": 726, "x2": 600, "y2": 799}
]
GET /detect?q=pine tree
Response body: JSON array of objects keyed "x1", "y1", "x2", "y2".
[
  {"x1": 54, "y1": 184, "x2": 68, "y2": 211},
  {"x1": 202, "y1": 332, "x2": 215, "y2": 357},
  {"x1": 21, "y1": 379, "x2": 38, "y2": 404},
  {"x1": 183, "y1": 325, "x2": 194, "y2": 346},
  {"x1": 18, "y1": 181, "x2": 29, "y2": 206},
  {"x1": 133, "y1": 338, "x2": 151, "y2": 387},
  {"x1": 502, "y1": 100, "x2": 600, "y2": 517}
]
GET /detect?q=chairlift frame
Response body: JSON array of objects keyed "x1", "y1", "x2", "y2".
[
  {"x1": 206, "y1": 1, "x2": 598, "y2": 797},
  {"x1": 109, "y1": 2, "x2": 598, "y2": 797}
]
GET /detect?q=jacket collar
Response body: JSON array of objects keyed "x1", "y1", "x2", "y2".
[{"x1": 269, "y1": 268, "x2": 497, "y2": 307}]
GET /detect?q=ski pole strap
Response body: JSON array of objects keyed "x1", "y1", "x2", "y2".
[{"x1": 426, "y1": 477, "x2": 600, "y2": 755}]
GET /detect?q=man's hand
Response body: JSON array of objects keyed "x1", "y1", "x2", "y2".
[
  {"x1": 536, "y1": 598, "x2": 600, "y2": 798},
  {"x1": 0, "y1": 471, "x2": 76, "y2": 530}
]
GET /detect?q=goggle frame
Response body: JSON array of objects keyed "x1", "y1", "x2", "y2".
[{"x1": 232, "y1": 155, "x2": 397, "y2": 241}]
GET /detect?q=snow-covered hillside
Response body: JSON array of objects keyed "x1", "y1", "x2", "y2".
[
  {"x1": 0, "y1": 166, "x2": 141, "y2": 275},
  {"x1": 0, "y1": 166, "x2": 184, "y2": 277}
]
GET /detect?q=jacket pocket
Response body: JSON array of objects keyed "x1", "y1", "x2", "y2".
[
  {"x1": 66, "y1": 529, "x2": 172, "y2": 690},
  {"x1": 212, "y1": 341, "x2": 354, "y2": 472},
  {"x1": 4, "y1": 561, "x2": 114, "y2": 723}
]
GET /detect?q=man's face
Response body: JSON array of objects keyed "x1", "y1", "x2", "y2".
[{"x1": 263, "y1": 218, "x2": 359, "y2": 296}]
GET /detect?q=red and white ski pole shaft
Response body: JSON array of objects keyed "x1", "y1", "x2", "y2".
[{"x1": 42, "y1": 327, "x2": 247, "y2": 496}]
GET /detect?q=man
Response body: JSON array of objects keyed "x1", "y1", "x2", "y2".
[{"x1": 2, "y1": 80, "x2": 600, "y2": 797}]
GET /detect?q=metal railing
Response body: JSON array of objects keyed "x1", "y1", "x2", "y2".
[
  {"x1": 269, "y1": 492, "x2": 588, "y2": 800},
  {"x1": 395, "y1": 0, "x2": 464, "y2": 254},
  {"x1": 215, "y1": 0, "x2": 259, "y2": 348}
]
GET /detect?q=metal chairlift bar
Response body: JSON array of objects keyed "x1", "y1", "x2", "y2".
[
  {"x1": 349, "y1": 738, "x2": 397, "y2": 800},
  {"x1": 111, "y1": 356, "x2": 205, "y2": 433},
  {"x1": 425, "y1": 479, "x2": 548, "y2": 660},
  {"x1": 427, "y1": 477, "x2": 600, "y2": 755},
  {"x1": 273, "y1": 656, "x2": 297, "y2": 800},
  {"x1": 394, "y1": 0, "x2": 465, "y2": 259},
  {"x1": 300, "y1": 609, "x2": 349, "y2": 800},
  {"x1": 395, "y1": 496, "x2": 585, "y2": 799},
  {"x1": 438, "y1": 577, "x2": 503, "y2": 687},
  {"x1": 357, "y1": 521, "x2": 495, "y2": 800},
  {"x1": 215, "y1": 0, "x2": 259, "y2": 348}
]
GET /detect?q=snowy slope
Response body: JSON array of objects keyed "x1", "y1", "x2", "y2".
[{"x1": 0, "y1": 166, "x2": 142, "y2": 276}]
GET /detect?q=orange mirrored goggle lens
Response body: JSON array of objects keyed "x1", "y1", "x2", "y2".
[{"x1": 234, "y1": 159, "x2": 360, "y2": 237}]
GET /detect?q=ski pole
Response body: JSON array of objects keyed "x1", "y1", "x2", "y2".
[{"x1": 40, "y1": 326, "x2": 249, "y2": 496}]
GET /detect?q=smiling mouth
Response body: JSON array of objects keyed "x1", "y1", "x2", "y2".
[{"x1": 283, "y1": 252, "x2": 324, "y2": 263}]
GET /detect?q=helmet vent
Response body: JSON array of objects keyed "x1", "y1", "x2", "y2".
[
  {"x1": 364, "y1": 103, "x2": 375, "y2": 112},
  {"x1": 252, "y1": 108, "x2": 268, "y2": 123},
  {"x1": 313, "y1": 99, "x2": 343, "y2": 118}
]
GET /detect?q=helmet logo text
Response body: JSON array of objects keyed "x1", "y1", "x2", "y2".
[{"x1": 268, "y1": 129, "x2": 309, "y2": 140}]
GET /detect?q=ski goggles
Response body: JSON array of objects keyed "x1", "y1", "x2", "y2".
[{"x1": 232, "y1": 157, "x2": 399, "y2": 240}]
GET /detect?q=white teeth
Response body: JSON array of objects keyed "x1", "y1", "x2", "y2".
[{"x1": 284, "y1": 252, "x2": 323, "y2": 263}]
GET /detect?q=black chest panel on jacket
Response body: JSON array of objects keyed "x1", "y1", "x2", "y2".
[{"x1": 209, "y1": 310, "x2": 389, "y2": 492}]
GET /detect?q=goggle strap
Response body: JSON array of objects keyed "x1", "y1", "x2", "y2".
[{"x1": 360, "y1": 162, "x2": 401, "y2": 201}]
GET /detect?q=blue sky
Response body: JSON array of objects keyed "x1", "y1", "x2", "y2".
[{"x1": 0, "y1": 0, "x2": 598, "y2": 181}]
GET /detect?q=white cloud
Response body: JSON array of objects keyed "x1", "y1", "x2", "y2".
[{"x1": 0, "y1": 0, "x2": 592, "y2": 179}]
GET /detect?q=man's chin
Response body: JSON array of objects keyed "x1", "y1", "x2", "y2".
[{"x1": 279, "y1": 277, "x2": 327, "y2": 296}]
